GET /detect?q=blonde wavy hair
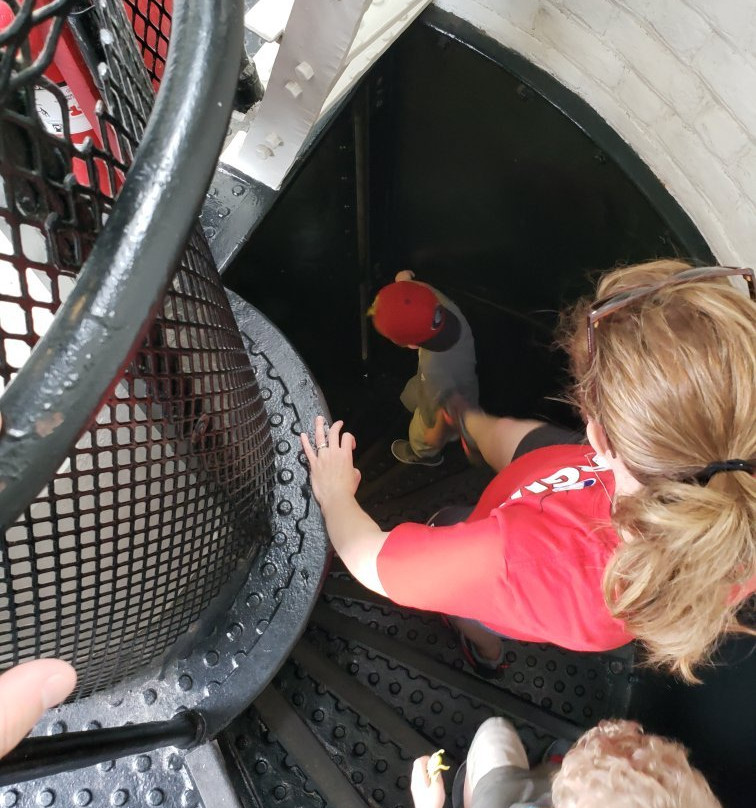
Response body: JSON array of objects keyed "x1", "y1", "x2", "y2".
[
  {"x1": 552, "y1": 720, "x2": 721, "y2": 808},
  {"x1": 559, "y1": 259, "x2": 756, "y2": 682}
]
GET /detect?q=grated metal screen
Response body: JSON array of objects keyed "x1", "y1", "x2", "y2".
[
  {"x1": 123, "y1": 0, "x2": 171, "y2": 90},
  {"x1": 0, "y1": 0, "x2": 274, "y2": 699}
]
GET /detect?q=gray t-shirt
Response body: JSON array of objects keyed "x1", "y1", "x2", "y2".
[
  {"x1": 453, "y1": 762, "x2": 554, "y2": 808},
  {"x1": 400, "y1": 287, "x2": 478, "y2": 423},
  {"x1": 473, "y1": 764, "x2": 553, "y2": 808}
]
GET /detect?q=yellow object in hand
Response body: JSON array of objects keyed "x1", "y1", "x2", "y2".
[{"x1": 426, "y1": 749, "x2": 450, "y2": 782}]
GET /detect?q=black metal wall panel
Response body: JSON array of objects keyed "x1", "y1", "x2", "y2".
[{"x1": 224, "y1": 14, "x2": 711, "y2": 433}]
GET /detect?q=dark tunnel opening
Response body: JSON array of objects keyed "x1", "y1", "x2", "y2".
[
  {"x1": 222, "y1": 12, "x2": 753, "y2": 808},
  {"x1": 224, "y1": 14, "x2": 714, "y2": 445}
]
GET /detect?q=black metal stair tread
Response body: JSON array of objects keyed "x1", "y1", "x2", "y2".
[
  {"x1": 220, "y1": 575, "x2": 637, "y2": 808},
  {"x1": 225, "y1": 656, "x2": 431, "y2": 808},
  {"x1": 291, "y1": 639, "x2": 433, "y2": 760},
  {"x1": 325, "y1": 571, "x2": 639, "y2": 679},
  {"x1": 253, "y1": 686, "x2": 368, "y2": 808},
  {"x1": 311, "y1": 603, "x2": 583, "y2": 742},
  {"x1": 323, "y1": 569, "x2": 637, "y2": 720}
]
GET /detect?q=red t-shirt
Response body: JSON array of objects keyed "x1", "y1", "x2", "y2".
[{"x1": 376, "y1": 444, "x2": 634, "y2": 651}]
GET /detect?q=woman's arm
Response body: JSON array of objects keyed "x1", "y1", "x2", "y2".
[{"x1": 300, "y1": 417, "x2": 389, "y2": 595}]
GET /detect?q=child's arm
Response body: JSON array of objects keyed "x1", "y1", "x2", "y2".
[{"x1": 301, "y1": 417, "x2": 389, "y2": 595}]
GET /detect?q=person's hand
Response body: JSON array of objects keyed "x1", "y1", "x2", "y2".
[
  {"x1": 395, "y1": 269, "x2": 415, "y2": 282},
  {"x1": 411, "y1": 756, "x2": 446, "y2": 808},
  {"x1": 0, "y1": 659, "x2": 77, "y2": 758},
  {"x1": 300, "y1": 416, "x2": 361, "y2": 509}
]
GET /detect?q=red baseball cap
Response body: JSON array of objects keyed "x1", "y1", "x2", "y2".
[{"x1": 368, "y1": 281, "x2": 446, "y2": 346}]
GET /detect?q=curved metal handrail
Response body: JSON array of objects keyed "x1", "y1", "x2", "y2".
[{"x1": 0, "y1": 0, "x2": 244, "y2": 531}]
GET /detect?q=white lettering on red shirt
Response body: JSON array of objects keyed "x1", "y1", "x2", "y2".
[{"x1": 508, "y1": 453, "x2": 610, "y2": 501}]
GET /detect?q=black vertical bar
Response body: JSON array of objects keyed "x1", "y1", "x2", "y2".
[{"x1": 353, "y1": 83, "x2": 371, "y2": 368}]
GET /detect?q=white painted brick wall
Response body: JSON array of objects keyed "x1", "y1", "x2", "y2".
[
  {"x1": 693, "y1": 35, "x2": 756, "y2": 133},
  {"x1": 434, "y1": 0, "x2": 756, "y2": 265},
  {"x1": 536, "y1": 5, "x2": 626, "y2": 90},
  {"x1": 697, "y1": 105, "x2": 751, "y2": 165},
  {"x1": 560, "y1": 0, "x2": 619, "y2": 37},
  {"x1": 645, "y1": 1, "x2": 711, "y2": 58},
  {"x1": 615, "y1": 72, "x2": 669, "y2": 129},
  {"x1": 694, "y1": 2, "x2": 756, "y2": 49},
  {"x1": 612, "y1": 17, "x2": 710, "y2": 119}
]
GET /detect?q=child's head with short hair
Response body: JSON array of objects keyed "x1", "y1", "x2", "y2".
[
  {"x1": 552, "y1": 720, "x2": 721, "y2": 808},
  {"x1": 558, "y1": 260, "x2": 755, "y2": 681}
]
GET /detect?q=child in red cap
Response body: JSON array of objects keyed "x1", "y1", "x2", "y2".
[{"x1": 368, "y1": 271, "x2": 478, "y2": 465}]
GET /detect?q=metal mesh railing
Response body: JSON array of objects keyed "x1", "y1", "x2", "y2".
[
  {"x1": 123, "y1": 0, "x2": 171, "y2": 89},
  {"x1": 0, "y1": 0, "x2": 274, "y2": 699}
]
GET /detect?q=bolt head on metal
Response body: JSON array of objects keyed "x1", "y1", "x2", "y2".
[
  {"x1": 265, "y1": 132, "x2": 284, "y2": 149},
  {"x1": 255, "y1": 144, "x2": 275, "y2": 160},
  {"x1": 294, "y1": 61, "x2": 314, "y2": 81},
  {"x1": 284, "y1": 80, "x2": 303, "y2": 98}
]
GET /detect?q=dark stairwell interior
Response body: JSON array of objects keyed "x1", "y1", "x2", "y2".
[{"x1": 220, "y1": 13, "x2": 754, "y2": 808}]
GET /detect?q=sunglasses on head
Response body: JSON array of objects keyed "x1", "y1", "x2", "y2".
[{"x1": 586, "y1": 266, "x2": 756, "y2": 360}]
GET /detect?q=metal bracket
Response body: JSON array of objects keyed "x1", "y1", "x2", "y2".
[{"x1": 228, "y1": 0, "x2": 430, "y2": 189}]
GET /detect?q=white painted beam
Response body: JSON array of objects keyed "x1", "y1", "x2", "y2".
[{"x1": 228, "y1": 0, "x2": 431, "y2": 190}]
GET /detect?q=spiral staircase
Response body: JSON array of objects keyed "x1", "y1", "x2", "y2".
[{"x1": 0, "y1": 3, "x2": 752, "y2": 808}]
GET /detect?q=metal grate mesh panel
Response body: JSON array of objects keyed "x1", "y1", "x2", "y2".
[
  {"x1": 0, "y1": 0, "x2": 274, "y2": 699},
  {"x1": 122, "y1": 0, "x2": 171, "y2": 90}
]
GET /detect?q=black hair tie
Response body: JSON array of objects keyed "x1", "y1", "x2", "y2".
[{"x1": 693, "y1": 459, "x2": 754, "y2": 485}]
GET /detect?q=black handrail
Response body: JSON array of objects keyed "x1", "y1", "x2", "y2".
[
  {"x1": 0, "y1": 711, "x2": 205, "y2": 787},
  {"x1": 0, "y1": 0, "x2": 244, "y2": 532}
]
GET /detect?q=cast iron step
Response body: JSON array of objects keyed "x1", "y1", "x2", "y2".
[{"x1": 219, "y1": 569, "x2": 636, "y2": 808}]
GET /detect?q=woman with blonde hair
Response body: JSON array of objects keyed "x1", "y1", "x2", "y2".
[
  {"x1": 555, "y1": 259, "x2": 755, "y2": 680},
  {"x1": 301, "y1": 260, "x2": 755, "y2": 681}
]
